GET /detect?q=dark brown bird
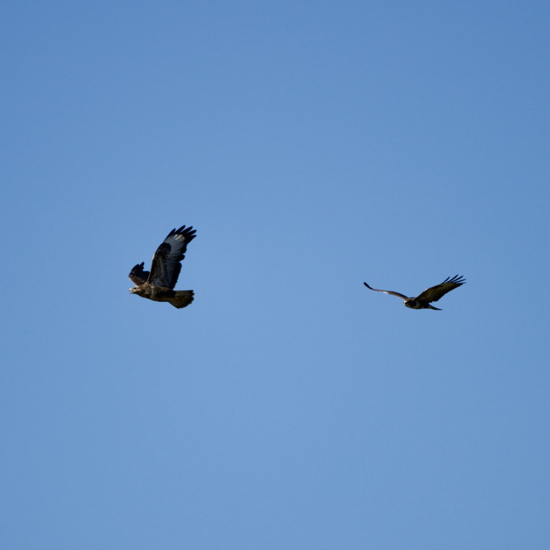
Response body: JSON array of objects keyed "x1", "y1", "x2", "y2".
[
  {"x1": 129, "y1": 225, "x2": 196, "y2": 309},
  {"x1": 363, "y1": 275, "x2": 465, "y2": 310}
]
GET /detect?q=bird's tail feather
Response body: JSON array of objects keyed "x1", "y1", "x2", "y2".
[{"x1": 168, "y1": 290, "x2": 194, "y2": 309}]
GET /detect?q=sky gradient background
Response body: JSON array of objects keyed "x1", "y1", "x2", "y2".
[{"x1": 2, "y1": 1, "x2": 549, "y2": 548}]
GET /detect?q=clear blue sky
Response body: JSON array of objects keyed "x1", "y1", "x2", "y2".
[{"x1": 1, "y1": 1, "x2": 549, "y2": 548}]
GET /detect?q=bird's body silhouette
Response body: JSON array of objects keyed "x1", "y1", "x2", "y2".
[
  {"x1": 363, "y1": 275, "x2": 465, "y2": 310},
  {"x1": 129, "y1": 225, "x2": 196, "y2": 309}
]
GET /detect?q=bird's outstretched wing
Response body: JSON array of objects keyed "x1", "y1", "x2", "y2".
[
  {"x1": 363, "y1": 282, "x2": 409, "y2": 300},
  {"x1": 415, "y1": 275, "x2": 465, "y2": 303},
  {"x1": 149, "y1": 225, "x2": 197, "y2": 289},
  {"x1": 129, "y1": 262, "x2": 149, "y2": 285}
]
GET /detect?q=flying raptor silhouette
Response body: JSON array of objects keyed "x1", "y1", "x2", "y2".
[
  {"x1": 129, "y1": 225, "x2": 196, "y2": 309},
  {"x1": 363, "y1": 275, "x2": 465, "y2": 310}
]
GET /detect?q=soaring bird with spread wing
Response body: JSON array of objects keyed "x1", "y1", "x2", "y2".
[
  {"x1": 129, "y1": 225, "x2": 196, "y2": 309},
  {"x1": 363, "y1": 275, "x2": 465, "y2": 310}
]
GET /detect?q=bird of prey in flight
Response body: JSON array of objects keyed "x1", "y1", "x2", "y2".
[
  {"x1": 363, "y1": 275, "x2": 465, "y2": 310},
  {"x1": 129, "y1": 225, "x2": 196, "y2": 309}
]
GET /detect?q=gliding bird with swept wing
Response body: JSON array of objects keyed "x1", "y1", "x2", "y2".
[
  {"x1": 363, "y1": 275, "x2": 465, "y2": 310},
  {"x1": 129, "y1": 225, "x2": 197, "y2": 309}
]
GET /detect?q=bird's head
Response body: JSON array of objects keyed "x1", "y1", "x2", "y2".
[{"x1": 129, "y1": 286, "x2": 138, "y2": 294}]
